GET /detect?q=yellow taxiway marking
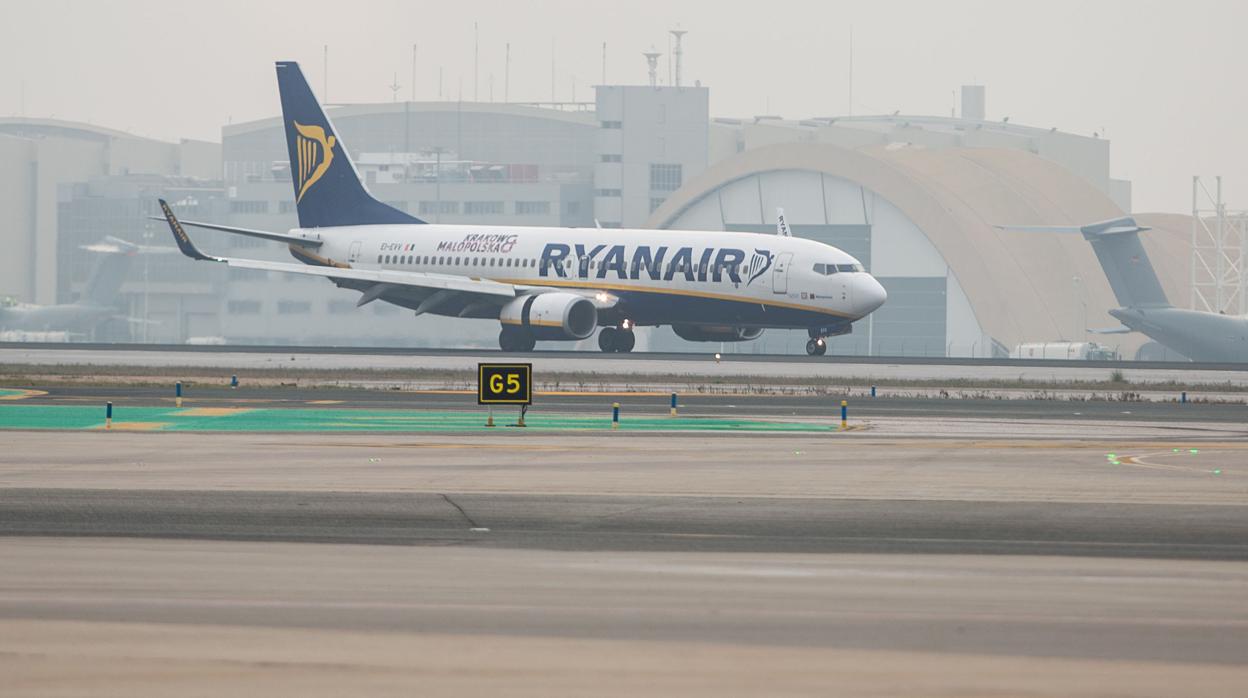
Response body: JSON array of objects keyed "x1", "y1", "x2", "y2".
[
  {"x1": 0, "y1": 389, "x2": 47, "y2": 401},
  {"x1": 173, "y1": 408, "x2": 253, "y2": 417},
  {"x1": 307, "y1": 400, "x2": 344, "y2": 404},
  {"x1": 93, "y1": 422, "x2": 169, "y2": 431}
]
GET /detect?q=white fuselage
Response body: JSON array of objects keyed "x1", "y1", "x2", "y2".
[{"x1": 299, "y1": 223, "x2": 886, "y2": 330}]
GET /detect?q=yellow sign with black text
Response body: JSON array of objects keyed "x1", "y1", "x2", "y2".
[{"x1": 478, "y1": 363, "x2": 532, "y2": 405}]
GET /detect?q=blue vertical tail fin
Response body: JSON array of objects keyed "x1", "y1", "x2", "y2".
[{"x1": 275, "y1": 61, "x2": 424, "y2": 228}]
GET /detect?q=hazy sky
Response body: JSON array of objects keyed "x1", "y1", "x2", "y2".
[{"x1": 1, "y1": 0, "x2": 1244, "y2": 213}]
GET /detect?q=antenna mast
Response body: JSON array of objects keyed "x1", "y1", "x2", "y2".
[
  {"x1": 669, "y1": 29, "x2": 687, "y2": 87},
  {"x1": 642, "y1": 49, "x2": 661, "y2": 88}
]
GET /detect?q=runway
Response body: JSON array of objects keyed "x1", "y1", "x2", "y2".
[
  {"x1": 6, "y1": 344, "x2": 1248, "y2": 386},
  {"x1": 4, "y1": 540, "x2": 1247, "y2": 697},
  {"x1": 5, "y1": 340, "x2": 1248, "y2": 371},
  {"x1": 4, "y1": 488, "x2": 1246, "y2": 559},
  {"x1": 3, "y1": 420, "x2": 1247, "y2": 694}
]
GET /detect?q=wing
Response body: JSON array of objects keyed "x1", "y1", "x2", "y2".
[
  {"x1": 157, "y1": 199, "x2": 520, "y2": 316},
  {"x1": 147, "y1": 214, "x2": 324, "y2": 247}
]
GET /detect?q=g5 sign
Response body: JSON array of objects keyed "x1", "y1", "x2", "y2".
[{"x1": 478, "y1": 363, "x2": 532, "y2": 405}]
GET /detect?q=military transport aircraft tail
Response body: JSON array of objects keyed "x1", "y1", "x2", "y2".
[
  {"x1": 996, "y1": 217, "x2": 1171, "y2": 309},
  {"x1": 80, "y1": 239, "x2": 136, "y2": 307}
]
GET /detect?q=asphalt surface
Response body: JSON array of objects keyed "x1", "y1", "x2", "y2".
[
  {"x1": 7, "y1": 346, "x2": 1248, "y2": 385},
  {"x1": 18, "y1": 383, "x2": 1248, "y2": 422},
  {"x1": 3, "y1": 489, "x2": 1246, "y2": 560},
  {"x1": 5, "y1": 341, "x2": 1248, "y2": 372},
  {"x1": 2, "y1": 427, "x2": 1246, "y2": 692}
]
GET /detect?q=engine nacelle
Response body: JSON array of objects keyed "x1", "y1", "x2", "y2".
[
  {"x1": 499, "y1": 293, "x2": 598, "y2": 340},
  {"x1": 671, "y1": 324, "x2": 765, "y2": 343}
]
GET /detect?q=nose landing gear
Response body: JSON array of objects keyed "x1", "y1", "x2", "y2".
[
  {"x1": 805, "y1": 337, "x2": 827, "y2": 356},
  {"x1": 599, "y1": 326, "x2": 636, "y2": 353}
]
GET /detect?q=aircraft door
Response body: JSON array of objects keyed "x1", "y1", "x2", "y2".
[
  {"x1": 772, "y1": 252, "x2": 793, "y2": 294},
  {"x1": 348, "y1": 241, "x2": 362, "y2": 263}
]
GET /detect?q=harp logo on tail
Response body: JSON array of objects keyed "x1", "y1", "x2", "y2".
[{"x1": 293, "y1": 121, "x2": 336, "y2": 203}]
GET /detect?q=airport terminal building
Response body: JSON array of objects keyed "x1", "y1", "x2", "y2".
[{"x1": 0, "y1": 85, "x2": 1195, "y2": 356}]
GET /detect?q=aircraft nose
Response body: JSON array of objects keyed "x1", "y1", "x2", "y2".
[{"x1": 853, "y1": 275, "x2": 887, "y2": 315}]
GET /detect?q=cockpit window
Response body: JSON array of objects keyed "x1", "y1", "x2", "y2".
[{"x1": 813, "y1": 262, "x2": 864, "y2": 275}]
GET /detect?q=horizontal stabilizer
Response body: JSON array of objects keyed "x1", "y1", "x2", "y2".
[
  {"x1": 1088, "y1": 325, "x2": 1134, "y2": 335},
  {"x1": 995, "y1": 216, "x2": 1151, "y2": 238}
]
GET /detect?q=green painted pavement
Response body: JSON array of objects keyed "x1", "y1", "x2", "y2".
[{"x1": 0, "y1": 405, "x2": 831, "y2": 433}]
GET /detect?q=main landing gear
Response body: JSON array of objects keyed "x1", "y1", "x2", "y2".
[
  {"x1": 805, "y1": 337, "x2": 827, "y2": 356},
  {"x1": 598, "y1": 326, "x2": 636, "y2": 353},
  {"x1": 498, "y1": 325, "x2": 537, "y2": 352}
]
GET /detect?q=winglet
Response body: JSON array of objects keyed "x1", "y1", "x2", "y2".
[{"x1": 158, "y1": 199, "x2": 217, "y2": 262}]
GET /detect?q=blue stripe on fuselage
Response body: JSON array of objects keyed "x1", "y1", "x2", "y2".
[{"x1": 609, "y1": 288, "x2": 846, "y2": 329}]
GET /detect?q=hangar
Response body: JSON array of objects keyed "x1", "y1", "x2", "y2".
[{"x1": 647, "y1": 115, "x2": 1190, "y2": 357}]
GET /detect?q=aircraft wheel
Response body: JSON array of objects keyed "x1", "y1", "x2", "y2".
[
  {"x1": 805, "y1": 337, "x2": 827, "y2": 356},
  {"x1": 499, "y1": 326, "x2": 534, "y2": 352},
  {"x1": 616, "y1": 329, "x2": 636, "y2": 353},
  {"x1": 598, "y1": 327, "x2": 618, "y2": 352}
]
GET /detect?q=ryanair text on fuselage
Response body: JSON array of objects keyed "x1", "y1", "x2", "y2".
[{"x1": 538, "y1": 243, "x2": 771, "y2": 285}]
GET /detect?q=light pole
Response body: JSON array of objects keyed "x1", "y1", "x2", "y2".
[
  {"x1": 432, "y1": 147, "x2": 443, "y2": 223},
  {"x1": 1072, "y1": 274, "x2": 1086, "y2": 344},
  {"x1": 142, "y1": 219, "x2": 152, "y2": 343}
]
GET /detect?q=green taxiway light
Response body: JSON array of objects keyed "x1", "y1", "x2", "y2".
[
  {"x1": 1213, "y1": 469, "x2": 1223, "y2": 475},
  {"x1": 1190, "y1": 449, "x2": 1200, "y2": 454}
]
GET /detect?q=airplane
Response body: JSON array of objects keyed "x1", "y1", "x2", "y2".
[
  {"x1": 998, "y1": 217, "x2": 1248, "y2": 362},
  {"x1": 0, "y1": 237, "x2": 160, "y2": 340},
  {"x1": 157, "y1": 61, "x2": 887, "y2": 356}
]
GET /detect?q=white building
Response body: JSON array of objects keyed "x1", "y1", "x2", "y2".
[{"x1": 593, "y1": 85, "x2": 709, "y2": 228}]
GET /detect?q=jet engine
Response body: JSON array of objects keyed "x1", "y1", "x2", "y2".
[
  {"x1": 499, "y1": 293, "x2": 598, "y2": 340},
  {"x1": 671, "y1": 324, "x2": 765, "y2": 342}
]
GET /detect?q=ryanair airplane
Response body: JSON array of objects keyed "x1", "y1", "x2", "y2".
[{"x1": 159, "y1": 61, "x2": 886, "y2": 354}]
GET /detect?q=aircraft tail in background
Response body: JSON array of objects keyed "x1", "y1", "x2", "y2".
[
  {"x1": 996, "y1": 217, "x2": 1171, "y2": 309},
  {"x1": 80, "y1": 241, "x2": 136, "y2": 307}
]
